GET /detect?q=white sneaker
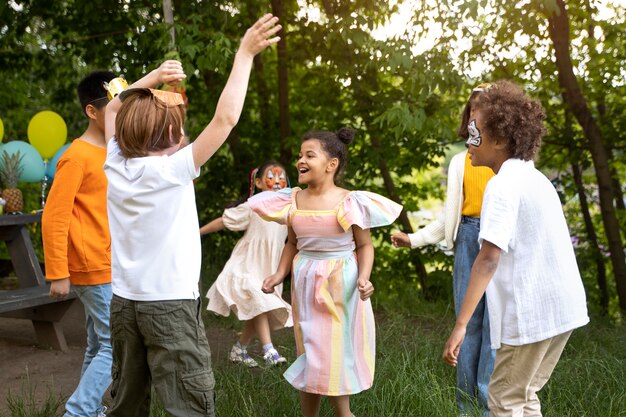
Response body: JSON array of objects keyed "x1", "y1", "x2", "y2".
[
  {"x1": 229, "y1": 344, "x2": 258, "y2": 367},
  {"x1": 97, "y1": 406, "x2": 107, "y2": 417},
  {"x1": 263, "y1": 348, "x2": 287, "y2": 366}
]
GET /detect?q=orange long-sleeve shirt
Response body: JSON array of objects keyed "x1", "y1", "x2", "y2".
[{"x1": 42, "y1": 139, "x2": 111, "y2": 285}]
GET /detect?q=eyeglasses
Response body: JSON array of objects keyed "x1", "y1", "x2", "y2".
[{"x1": 87, "y1": 96, "x2": 109, "y2": 106}]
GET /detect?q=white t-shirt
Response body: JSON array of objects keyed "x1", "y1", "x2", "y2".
[
  {"x1": 104, "y1": 139, "x2": 201, "y2": 301},
  {"x1": 479, "y1": 159, "x2": 589, "y2": 349}
]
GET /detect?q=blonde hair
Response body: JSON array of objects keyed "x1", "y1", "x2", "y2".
[{"x1": 115, "y1": 91, "x2": 185, "y2": 158}]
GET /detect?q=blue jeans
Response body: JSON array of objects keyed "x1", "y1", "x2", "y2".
[
  {"x1": 65, "y1": 283, "x2": 113, "y2": 417},
  {"x1": 453, "y1": 217, "x2": 495, "y2": 417}
]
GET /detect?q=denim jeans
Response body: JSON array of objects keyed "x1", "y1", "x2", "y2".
[
  {"x1": 108, "y1": 296, "x2": 216, "y2": 417},
  {"x1": 65, "y1": 283, "x2": 113, "y2": 417},
  {"x1": 453, "y1": 217, "x2": 495, "y2": 417}
]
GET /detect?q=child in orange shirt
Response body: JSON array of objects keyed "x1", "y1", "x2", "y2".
[{"x1": 42, "y1": 70, "x2": 115, "y2": 417}]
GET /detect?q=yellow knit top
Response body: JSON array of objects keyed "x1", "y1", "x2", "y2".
[{"x1": 461, "y1": 152, "x2": 495, "y2": 217}]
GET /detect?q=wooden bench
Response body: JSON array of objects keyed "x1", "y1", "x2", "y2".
[
  {"x1": 0, "y1": 285, "x2": 76, "y2": 351},
  {"x1": 0, "y1": 213, "x2": 77, "y2": 351}
]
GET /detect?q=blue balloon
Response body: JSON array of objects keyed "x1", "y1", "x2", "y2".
[
  {"x1": 1, "y1": 141, "x2": 45, "y2": 183},
  {"x1": 45, "y1": 143, "x2": 71, "y2": 180}
]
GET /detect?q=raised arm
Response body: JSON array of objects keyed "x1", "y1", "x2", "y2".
[
  {"x1": 104, "y1": 60, "x2": 186, "y2": 145},
  {"x1": 191, "y1": 14, "x2": 281, "y2": 170}
]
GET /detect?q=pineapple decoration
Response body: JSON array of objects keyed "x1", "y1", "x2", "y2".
[{"x1": 0, "y1": 150, "x2": 24, "y2": 213}]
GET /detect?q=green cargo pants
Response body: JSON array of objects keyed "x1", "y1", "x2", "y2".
[{"x1": 109, "y1": 295, "x2": 216, "y2": 417}]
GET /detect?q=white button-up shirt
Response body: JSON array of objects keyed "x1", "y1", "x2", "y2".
[{"x1": 479, "y1": 159, "x2": 589, "y2": 349}]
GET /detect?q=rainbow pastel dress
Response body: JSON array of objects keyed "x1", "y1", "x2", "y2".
[{"x1": 249, "y1": 187, "x2": 402, "y2": 395}]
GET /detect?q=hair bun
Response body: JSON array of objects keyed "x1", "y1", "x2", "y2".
[{"x1": 336, "y1": 127, "x2": 355, "y2": 145}]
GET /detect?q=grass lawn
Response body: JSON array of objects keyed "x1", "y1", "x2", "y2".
[
  {"x1": 197, "y1": 302, "x2": 626, "y2": 417},
  {"x1": 3, "y1": 301, "x2": 624, "y2": 417}
]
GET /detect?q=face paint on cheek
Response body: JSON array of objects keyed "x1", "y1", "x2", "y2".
[
  {"x1": 263, "y1": 167, "x2": 288, "y2": 190},
  {"x1": 466, "y1": 119, "x2": 482, "y2": 147}
]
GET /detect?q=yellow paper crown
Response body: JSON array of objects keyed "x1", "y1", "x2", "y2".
[{"x1": 103, "y1": 76, "x2": 129, "y2": 100}]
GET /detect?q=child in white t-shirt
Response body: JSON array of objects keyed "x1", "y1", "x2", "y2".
[
  {"x1": 442, "y1": 80, "x2": 589, "y2": 417},
  {"x1": 102, "y1": 15, "x2": 281, "y2": 416}
]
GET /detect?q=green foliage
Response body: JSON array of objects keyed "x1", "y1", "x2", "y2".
[{"x1": 1, "y1": 0, "x2": 624, "y2": 313}]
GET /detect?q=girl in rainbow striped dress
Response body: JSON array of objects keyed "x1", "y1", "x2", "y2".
[{"x1": 248, "y1": 128, "x2": 402, "y2": 417}]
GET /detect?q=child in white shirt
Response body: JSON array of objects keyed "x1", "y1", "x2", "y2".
[
  {"x1": 443, "y1": 80, "x2": 589, "y2": 417},
  {"x1": 103, "y1": 15, "x2": 281, "y2": 417}
]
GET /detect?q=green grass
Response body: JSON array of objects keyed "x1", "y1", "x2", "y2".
[
  {"x1": 201, "y1": 303, "x2": 626, "y2": 417},
  {"x1": 1, "y1": 374, "x2": 64, "y2": 417},
  {"x1": 3, "y1": 303, "x2": 625, "y2": 416}
]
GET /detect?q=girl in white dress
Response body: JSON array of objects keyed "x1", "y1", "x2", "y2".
[{"x1": 202, "y1": 160, "x2": 293, "y2": 367}]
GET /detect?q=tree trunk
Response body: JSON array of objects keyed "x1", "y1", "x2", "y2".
[
  {"x1": 546, "y1": 0, "x2": 626, "y2": 311},
  {"x1": 162, "y1": 0, "x2": 175, "y2": 49},
  {"x1": 572, "y1": 162, "x2": 609, "y2": 315},
  {"x1": 372, "y1": 138, "x2": 429, "y2": 295},
  {"x1": 270, "y1": 0, "x2": 292, "y2": 165}
]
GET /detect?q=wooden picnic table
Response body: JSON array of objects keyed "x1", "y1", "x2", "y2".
[{"x1": 0, "y1": 212, "x2": 76, "y2": 351}]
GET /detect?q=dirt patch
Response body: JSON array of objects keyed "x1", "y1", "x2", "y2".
[{"x1": 0, "y1": 299, "x2": 238, "y2": 414}]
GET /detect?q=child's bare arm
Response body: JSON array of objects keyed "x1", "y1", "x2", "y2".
[
  {"x1": 104, "y1": 60, "x2": 186, "y2": 145},
  {"x1": 354, "y1": 226, "x2": 375, "y2": 300},
  {"x1": 200, "y1": 217, "x2": 225, "y2": 235},
  {"x1": 443, "y1": 240, "x2": 501, "y2": 366},
  {"x1": 262, "y1": 226, "x2": 297, "y2": 293},
  {"x1": 191, "y1": 14, "x2": 281, "y2": 170}
]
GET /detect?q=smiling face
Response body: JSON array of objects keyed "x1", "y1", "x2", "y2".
[
  {"x1": 297, "y1": 139, "x2": 337, "y2": 185},
  {"x1": 256, "y1": 165, "x2": 287, "y2": 192}
]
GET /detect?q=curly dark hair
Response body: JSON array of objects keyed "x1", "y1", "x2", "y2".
[{"x1": 472, "y1": 80, "x2": 546, "y2": 161}]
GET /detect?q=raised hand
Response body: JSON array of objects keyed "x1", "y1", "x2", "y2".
[
  {"x1": 239, "y1": 14, "x2": 282, "y2": 57},
  {"x1": 155, "y1": 60, "x2": 186, "y2": 86}
]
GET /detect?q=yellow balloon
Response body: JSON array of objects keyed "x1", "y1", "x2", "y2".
[
  {"x1": 27, "y1": 110, "x2": 67, "y2": 159},
  {"x1": 0, "y1": 117, "x2": 4, "y2": 141}
]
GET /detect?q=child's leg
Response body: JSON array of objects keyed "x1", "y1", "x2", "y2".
[
  {"x1": 487, "y1": 331, "x2": 572, "y2": 417},
  {"x1": 328, "y1": 395, "x2": 354, "y2": 417},
  {"x1": 239, "y1": 319, "x2": 257, "y2": 345},
  {"x1": 453, "y1": 218, "x2": 489, "y2": 414},
  {"x1": 252, "y1": 312, "x2": 271, "y2": 345},
  {"x1": 523, "y1": 331, "x2": 572, "y2": 416},
  {"x1": 299, "y1": 391, "x2": 322, "y2": 417},
  {"x1": 66, "y1": 284, "x2": 113, "y2": 416},
  {"x1": 252, "y1": 313, "x2": 287, "y2": 365},
  {"x1": 147, "y1": 299, "x2": 216, "y2": 417},
  {"x1": 108, "y1": 295, "x2": 151, "y2": 417}
]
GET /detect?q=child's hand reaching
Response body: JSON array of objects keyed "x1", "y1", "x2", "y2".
[
  {"x1": 262, "y1": 273, "x2": 284, "y2": 294},
  {"x1": 239, "y1": 14, "x2": 282, "y2": 58},
  {"x1": 358, "y1": 279, "x2": 374, "y2": 300},
  {"x1": 155, "y1": 60, "x2": 186, "y2": 87},
  {"x1": 390, "y1": 232, "x2": 410, "y2": 248}
]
